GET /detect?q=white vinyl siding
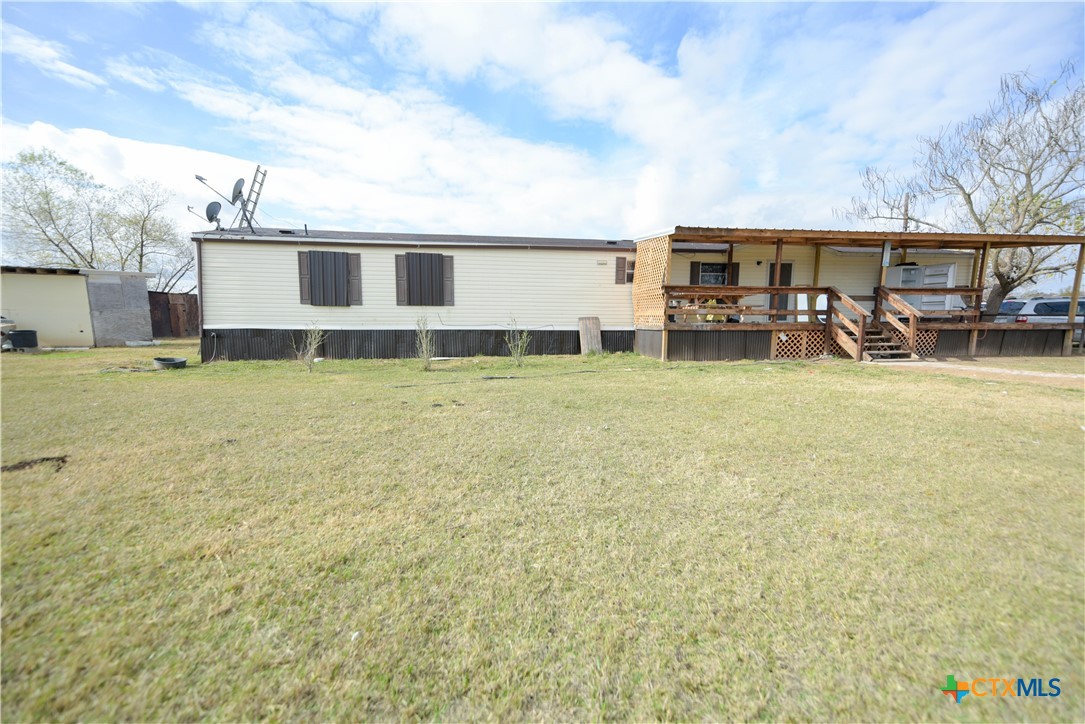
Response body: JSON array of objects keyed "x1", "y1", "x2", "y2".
[{"x1": 201, "y1": 242, "x2": 634, "y2": 330}]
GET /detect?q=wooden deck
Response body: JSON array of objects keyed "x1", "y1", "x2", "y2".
[{"x1": 649, "y1": 285, "x2": 1082, "y2": 361}]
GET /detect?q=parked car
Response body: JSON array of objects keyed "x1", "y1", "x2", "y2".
[
  {"x1": 0, "y1": 316, "x2": 14, "y2": 351},
  {"x1": 995, "y1": 297, "x2": 1084, "y2": 341}
]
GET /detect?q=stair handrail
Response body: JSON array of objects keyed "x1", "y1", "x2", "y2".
[
  {"x1": 876, "y1": 287, "x2": 920, "y2": 353},
  {"x1": 825, "y1": 287, "x2": 868, "y2": 360}
]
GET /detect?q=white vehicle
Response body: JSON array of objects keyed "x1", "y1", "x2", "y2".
[
  {"x1": 995, "y1": 297, "x2": 1084, "y2": 341},
  {"x1": 0, "y1": 316, "x2": 14, "y2": 351}
]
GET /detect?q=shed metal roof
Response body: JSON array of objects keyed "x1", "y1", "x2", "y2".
[
  {"x1": 1, "y1": 265, "x2": 84, "y2": 275},
  {"x1": 1, "y1": 265, "x2": 155, "y2": 278}
]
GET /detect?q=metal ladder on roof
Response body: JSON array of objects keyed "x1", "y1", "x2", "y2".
[{"x1": 234, "y1": 165, "x2": 266, "y2": 231}]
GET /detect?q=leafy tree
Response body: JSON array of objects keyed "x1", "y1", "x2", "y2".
[
  {"x1": 845, "y1": 62, "x2": 1084, "y2": 315},
  {"x1": 2, "y1": 148, "x2": 194, "y2": 292}
]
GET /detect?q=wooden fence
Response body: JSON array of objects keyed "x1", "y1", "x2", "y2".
[{"x1": 148, "y1": 292, "x2": 200, "y2": 338}]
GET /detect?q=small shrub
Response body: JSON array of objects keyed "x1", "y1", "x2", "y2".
[
  {"x1": 293, "y1": 324, "x2": 326, "y2": 373},
  {"x1": 505, "y1": 319, "x2": 531, "y2": 367},
  {"x1": 416, "y1": 316, "x2": 434, "y2": 371}
]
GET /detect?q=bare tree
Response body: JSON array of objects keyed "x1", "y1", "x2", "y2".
[
  {"x1": 2, "y1": 148, "x2": 105, "y2": 268},
  {"x1": 3, "y1": 148, "x2": 194, "y2": 292},
  {"x1": 845, "y1": 62, "x2": 1084, "y2": 314},
  {"x1": 101, "y1": 183, "x2": 195, "y2": 292}
]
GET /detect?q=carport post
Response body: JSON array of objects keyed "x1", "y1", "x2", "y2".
[
  {"x1": 969, "y1": 241, "x2": 992, "y2": 356},
  {"x1": 1063, "y1": 243, "x2": 1084, "y2": 356}
]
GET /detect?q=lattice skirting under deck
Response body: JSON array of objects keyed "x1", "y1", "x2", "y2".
[
  {"x1": 771, "y1": 330, "x2": 829, "y2": 359},
  {"x1": 884, "y1": 327, "x2": 939, "y2": 357}
]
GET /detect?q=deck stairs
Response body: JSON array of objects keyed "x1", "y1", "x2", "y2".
[{"x1": 838, "y1": 322, "x2": 917, "y2": 361}]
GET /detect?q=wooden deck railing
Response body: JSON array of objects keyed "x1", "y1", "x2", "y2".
[
  {"x1": 664, "y1": 285, "x2": 836, "y2": 324},
  {"x1": 664, "y1": 285, "x2": 872, "y2": 360},
  {"x1": 825, "y1": 287, "x2": 868, "y2": 360}
]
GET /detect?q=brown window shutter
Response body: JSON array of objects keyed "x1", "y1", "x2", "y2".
[
  {"x1": 298, "y1": 251, "x2": 311, "y2": 304},
  {"x1": 615, "y1": 257, "x2": 626, "y2": 284},
  {"x1": 348, "y1": 253, "x2": 362, "y2": 305},
  {"x1": 442, "y1": 255, "x2": 454, "y2": 306},
  {"x1": 728, "y1": 263, "x2": 740, "y2": 285},
  {"x1": 689, "y1": 261, "x2": 701, "y2": 285},
  {"x1": 395, "y1": 254, "x2": 407, "y2": 306}
]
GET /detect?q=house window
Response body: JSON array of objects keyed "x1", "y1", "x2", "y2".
[
  {"x1": 298, "y1": 251, "x2": 361, "y2": 306},
  {"x1": 701, "y1": 262, "x2": 725, "y2": 285},
  {"x1": 395, "y1": 252, "x2": 454, "y2": 306},
  {"x1": 615, "y1": 258, "x2": 635, "y2": 284},
  {"x1": 689, "y1": 261, "x2": 740, "y2": 285}
]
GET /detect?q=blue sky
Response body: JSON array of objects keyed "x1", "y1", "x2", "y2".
[{"x1": 2, "y1": 1, "x2": 1082, "y2": 242}]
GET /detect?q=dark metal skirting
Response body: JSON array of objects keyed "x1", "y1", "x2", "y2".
[
  {"x1": 666, "y1": 330, "x2": 772, "y2": 361},
  {"x1": 634, "y1": 329, "x2": 663, "y2": 359},
  {"x1": 201, "y1": 328, "x2": 633, "y2": 362},
  {"x1": 933, "y1": 329, "x2": 1065, "y2": 357},
  {"x1": 933, "y1": 330, "x2": 969, "y2": 357}
]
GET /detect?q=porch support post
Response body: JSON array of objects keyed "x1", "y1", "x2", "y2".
[
  {"x1": 1063, "y1": 243, "x2": 1084, "y2": 356},
  {"x1": 773, "y1": 239, "x2": 783, "y2": 285},
  {"x1": 969, "y1": 241, "x2": 992, "y2": 355},
  {"x1": 878, "y1": 240, "x2": 892, "y2": 286},
  {"x1": 900, "y1": 248, "x2": 908, "y2": 264},
  {"x1": 727, "y1": 242, "x2": 734, "y2": 276},
  {"x1": 975, "y1": 243, "x2": 991, "y2": 292},
  {"x1": 811, "y1": 244, "x2": 823, "y2": 313}
]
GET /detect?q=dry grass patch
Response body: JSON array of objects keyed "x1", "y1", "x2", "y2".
[{"x1": 2, "y1": 343, "x2": 1083, "y2": 720}]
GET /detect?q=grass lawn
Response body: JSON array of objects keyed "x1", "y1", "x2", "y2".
[{"x1": 2, "y1": 342, "x2": 1083, "y2": 721}]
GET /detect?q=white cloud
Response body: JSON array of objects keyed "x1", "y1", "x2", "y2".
[
  {"x1": 3, "y1": 2, "x2": 1081, "y2": 244},
  {"x1": 2, "y1": 24, "x2": 106, "y2": 90}
]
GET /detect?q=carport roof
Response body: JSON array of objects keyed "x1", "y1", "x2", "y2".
[{"x1": 652, "y1": 226, "x2": 1085, "y2": 250}]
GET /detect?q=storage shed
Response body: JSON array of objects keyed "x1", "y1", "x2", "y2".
[{"x1": 1, "y1": 266, "x2": 155, "y2": 347}]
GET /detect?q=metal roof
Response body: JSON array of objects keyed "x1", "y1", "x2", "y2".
[
  {"x1": 2, "y1": 265, "x2": 84, "y2": 275},
  {"x1": 193, "y1": 227, "x2": 636, "y2": 251},
  {"x1": 1, "y1": 265, "x2": 155, "y2": 277},
  {"x1": 666, "y1": 226, "x2": 1085, "y2": 250}
]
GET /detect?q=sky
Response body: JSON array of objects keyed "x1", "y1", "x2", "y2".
[{"x1": 2, "y1": 1, "x2": 1083, "y2": 247}]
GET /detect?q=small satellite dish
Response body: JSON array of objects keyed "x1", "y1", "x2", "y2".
[
  {"x1": 206, "y1": 201, "x2": 222, "y2": 223},
  {"x1": 231, "y1": 178, "x2": 245, "y2": 205}
]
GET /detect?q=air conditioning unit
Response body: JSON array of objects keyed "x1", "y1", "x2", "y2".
[{"x1": 885, "y1": 264, "x2": 964, "y2": 310}]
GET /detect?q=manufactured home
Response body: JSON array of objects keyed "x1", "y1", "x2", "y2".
[
  {"x1": 192, "y1": 226, "x2": 1084, "y2": 362},
  {"x1": 194, "y1": 230, "x2": 637, "y2": 360}
]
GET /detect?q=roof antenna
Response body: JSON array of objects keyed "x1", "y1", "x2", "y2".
[
  {"x1": 205, "y1": 202, "x2": 223, "y2": 230},
  {"x1": 192, "y1": 165, "x2": 267, "y2": 233}
]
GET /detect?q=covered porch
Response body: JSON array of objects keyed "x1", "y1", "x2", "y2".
[{"x1": 632, "y1": 227, "x2": 1085, "y2": 362}]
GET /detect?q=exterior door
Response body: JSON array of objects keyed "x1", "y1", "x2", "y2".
[{"x1": 768, "y1": 262, "x2": 793, "y2": 313}]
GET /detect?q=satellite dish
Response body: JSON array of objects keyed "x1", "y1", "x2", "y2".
[
  {"x1": 231, "y1": 178, "x2": 245, "y2": 205},
  {"x1": 205, "y1": 201, "x2": 222, "y2": 223}
]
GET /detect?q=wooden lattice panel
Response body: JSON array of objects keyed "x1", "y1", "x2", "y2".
[
  {"x1": 632, "y1": 235, "x2": 671, "y2": 328},
  {"x1": 885, "y1": 327, "x2": 939, "y2": 357},
  {"x1": 771, "y1": 330, "x2": 827, "y2": 359}
]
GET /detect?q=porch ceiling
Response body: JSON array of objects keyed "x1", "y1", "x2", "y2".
[{"x1": 666, "y1": 226, "x2": 1085, "y2": 250}]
